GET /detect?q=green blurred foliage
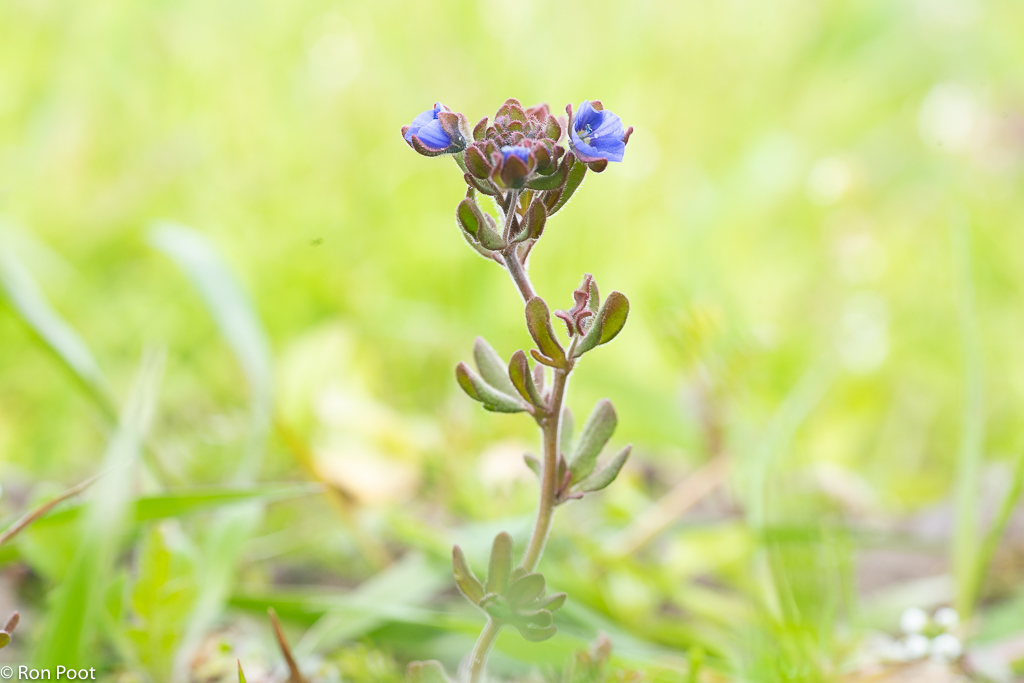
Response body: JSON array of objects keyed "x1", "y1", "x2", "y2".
[{"x1": 2, "y1": 0, "x2": 1024, "y2": 680}]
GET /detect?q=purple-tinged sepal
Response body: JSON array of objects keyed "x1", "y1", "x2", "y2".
[
  {"x1": 567, "y1": 101, "x2": 632, "y2": 171},
  {"x1": 555, "y1": 274, "x2": 599, "y2": 336},
  {"x1": 402, "y1": 103, "x2": 470, "y2": 157},
  {"x1": 572, "y1": 289, "x2": 629, "y2": 358}
]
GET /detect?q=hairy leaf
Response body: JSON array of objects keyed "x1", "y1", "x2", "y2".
[
  {"x1": 575, "y1": 445, "x2": 632, "y2": 493},
  {"x1": 569, "y1": 400, "x2": 618, "y2": 483}
]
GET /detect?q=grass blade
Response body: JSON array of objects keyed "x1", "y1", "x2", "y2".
[
  {"x1": 24, "y1": 483, "x2": 323, "y2": 532},
  {"x1": 0, "y1": 234, "x2": 116, "y2": 417},
  {"x1": 950, "y1": 215, "x2": 985, "y2": 617},
  {"x1": 972, "y1": 446, "x2": 1024, "y2": 609},
  {"x1": 150, "y1": 222, "x2": 273, "y2": 481},
  {"x1": 0, "y1": 474, "x2": 99, "y2": 547},
  {"x1": 33, "y1": 348, "x2": 164, "y2": 667},
  {"x1": 150, "y1": 223, "x2": 276, "y2": 681}
]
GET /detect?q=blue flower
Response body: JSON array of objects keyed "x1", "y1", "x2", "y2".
[
  {"x1": 403, "y1": 103, "x2": 452, "y2": 151},
  {"x1": 569, "y1": 101, "x2": 628, "y2": 164},
  {"x1": 500, "y1": 146, "x2": 532, "y2": 163}
]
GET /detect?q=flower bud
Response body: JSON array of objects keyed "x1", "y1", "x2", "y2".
[{"x1": 401, "y1": 103, "x2": 470, "y2": 156}]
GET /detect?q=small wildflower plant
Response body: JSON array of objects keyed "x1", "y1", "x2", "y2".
[{"x1": 400, "y1": 97, "x2": 634, "y2": 682}]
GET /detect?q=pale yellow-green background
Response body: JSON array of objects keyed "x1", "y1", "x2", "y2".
[{"x1": 1, "y1": 0, "x2": 1023, "y2": 679}]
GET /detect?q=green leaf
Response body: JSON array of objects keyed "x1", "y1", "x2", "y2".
[
  {"x1": 455, "y1": 363, "x2": 526, "y2": 413},
  {"x1": 456, "y1": 198, "x2": 482, "y2": 238},
  {"x1": 506, "y1": 573, "x2": 545, "y2": 607},
  {"x1": 549, "y1": 156, "x2": 587, "y2": 216},
  {"x1": 452, "y1": 545, "x2": 485, "y2": 605},
  {"x1": 536, "y1": 592, "x2": 567, "y2": 611},
  {"x1": 572, "y1": 291, "x2": 629, "y2": 358},
  {"x1": 597, "y1": 291, "x2": 629, "y2": 345},
  {"x1": 508, "y1": 350, "x2": 545, "y2": 408},
  {"x1": 575, "y1": 445, "x2": 632, "y2": 493},
  {"x1": 516, "y1": 197, "x2": 547, "y2": 241},
  {"x1": 515, "y1": 609, "x2": 553, "y2": 628},
  {"x1": 127, "y1": 525, "x2": 199, "y2": 675},
  {"x1": 485, "y1": 532, "x2": 514, "y2": 595},
  {"x1": 28, "y1": 483, "x2": 323, "y2": 532},
  {"x1": 524, "y1": 297, "x2": 564, "y2": 365},
  {"x1": 525, "y1": 161, "x2": 568, "y2": 191},
  {"x1": 477, "y1": 213, "x2": 506, "y2": 250},
  {"x1": 407, "y1": 660, "x2": 452, "y2": 683},
  {"x1": 559, "y1": 407, "x2": 574, "y2": 456},
  {"x1": 568, "y1": 400, "x2": 618, "y2": 484},
  {"x1": 238, "y1": 661, "x2": 247, "y2": 683},
  {"x1": 290, "y1": 553, "x2": 448, "y2": 657},
  {"x1": 34, "y1": 348, "x2": 164, "y2": 668},
  {"x1": 0, "y1": 235, "x2": 116, "y2": 418},
  {"x1": 518, "y1": 623, "x2": 558, "y2": 642},
  {"x1": 523, "y1": 454, "x2": 541, "y2": 477},
  {"x1": 473, "y1": 337, "x2": 519, "y2": 397}
]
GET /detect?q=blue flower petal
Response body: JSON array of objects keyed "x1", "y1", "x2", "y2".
[
  {"x1": 404, "y1": 103, "x2": 452, "y2": 146},
  {"x1": 415, "y1": 119, "x2": 452, "y2": 149},
  {"x1": 501, "y1": 145, "x2": 531, "y2": 163},
  {"x1": 574, "y1": 101, "x2": 600, "y2": 129},
  {"x1": 572, "y1": 137, "x2": 625, "y2": 163},
  {"x1": 571, "y1": 100, "x2": 627, "y2": 162}
]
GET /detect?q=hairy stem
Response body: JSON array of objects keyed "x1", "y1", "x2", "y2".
[
  {"x1": 521, "y1": 365, "x2": 568, "y2": 572},
  {"x1": 501, "y1": 190, "x2": 521, "y2": 242},
  {"x1": 468, "y1": 618, "x2": 501, "y2": 683},
  {"x1": 502, "y1": 247, "x2": 535, "y2": 302},
  {"x1": 468, "y1": 197, "x2": 571, "y2": 682}
]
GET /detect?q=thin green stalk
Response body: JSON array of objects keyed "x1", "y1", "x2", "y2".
[
  {"x1": 468, "y1": 619, "x2": 502, "y2": 683},
  {"x1": 971, "y1": 446, "x2": 1024, "y2": 607},
  {"x1": 951, "y1": 216, "x2": 985, "y2": 617}
]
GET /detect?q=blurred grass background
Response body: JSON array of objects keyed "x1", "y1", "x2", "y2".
[{"x1": 2, "y1": 0, "x2": 1024, "y2": 680}]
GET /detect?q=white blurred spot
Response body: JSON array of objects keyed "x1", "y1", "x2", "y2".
[
  {"x1": 930, "y1": 633, "x2": 963, "y2": 662},
  {"x1": 900, "y1": 606, "x2": 929, "y2": 635},
  {"x1": 933, "y1": 606, "x2": 959, "y2": 630},
  {"x1": 806, "y1": 156, "x2": 851, "y2": 205},
  {"x1": 836, "y1": 293, "x2": 889, "y2": 373},
  {"x1": 919, "y1": 83, "x2": 983, "y2": 153},
  {"x1": 903, "y1": 633, "x2": 931, "y2": 660}
]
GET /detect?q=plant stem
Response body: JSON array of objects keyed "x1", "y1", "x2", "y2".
[
  {"x1": 468, "y1": 618, "x2": 501, "y2": 683},
  {"x1": 502, "y1": 247, "x2": 535, "y2": 302},
  {"x1": 468, "y1": 196, "x2": 571, "y2": 682},
  {"x1": 501, "y1": 190, "x2": 521, "y2": 242},
  {"x1": 521, "y1": 366, "x2": 568, "y2": 572}
]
